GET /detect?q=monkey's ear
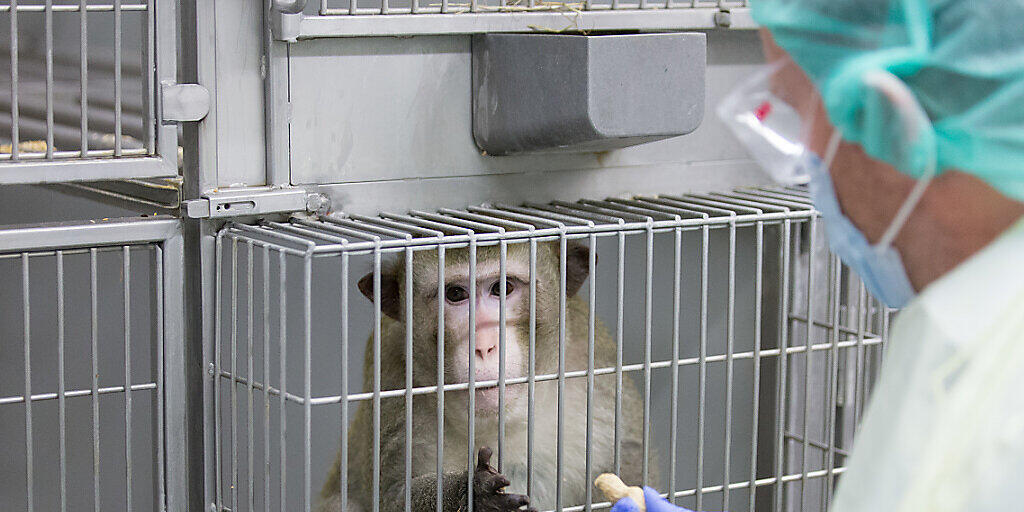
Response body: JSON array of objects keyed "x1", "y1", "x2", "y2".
[
  {"x1": 565, "y1": 243, "x2": 595, "y2": 297},
  {"x1": 358, "y1": 271, "x2": 401, "y2": 320}
]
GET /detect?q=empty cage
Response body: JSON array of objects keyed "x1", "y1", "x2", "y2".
[
  {"x1": 0, "y1": 0, "x2": 179, "y2": 184},
  {"x1": 209, "y1": 185, "x2": 891, "y2": 512},
  {"x1": 0, "y1": 217, "x2": 186, "y2": 511}
]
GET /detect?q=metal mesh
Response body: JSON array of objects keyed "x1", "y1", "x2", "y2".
[
  {"x1": 211, "y1": 185, "x2": 890, "y2": 512},
  {"x1": 0, "y1": 218, "x2": 182, "y2": 512},
  {"x1": 1, "y1": 0, "x2": 152, "y2": 161}
]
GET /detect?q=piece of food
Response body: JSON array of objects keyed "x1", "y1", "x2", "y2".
[{"x1": 594, "y1": 473, "x2": 645, "y2": 512}]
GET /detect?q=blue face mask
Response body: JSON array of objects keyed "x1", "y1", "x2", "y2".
[{"x1": 804, "y1": 152, "x2": 917, "y2": 308}]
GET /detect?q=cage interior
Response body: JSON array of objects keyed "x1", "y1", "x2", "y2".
[{"x1": 211, "y1": 185, "x2": 890, "y2": 512}]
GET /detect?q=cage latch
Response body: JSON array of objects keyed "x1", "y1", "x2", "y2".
[
  {"x1": 161, "y1": 82, "x2": 211, "y2": 123},
  {"x1": 183, "y1": 188, "x2": 331, "y2": 219}
]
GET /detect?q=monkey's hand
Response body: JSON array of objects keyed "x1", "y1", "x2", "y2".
[{"x1": 473, "y1": 447, "x2": 536, "y2": 512}]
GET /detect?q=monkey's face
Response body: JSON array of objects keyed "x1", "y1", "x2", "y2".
[
  {"x1": 439, "y1": 257, "x2": 531, "y2": 411},
  {"x1": 357, "y1": 242, "x2": 591, "y2": 412}
]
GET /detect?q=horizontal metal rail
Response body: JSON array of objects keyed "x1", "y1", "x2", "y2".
[
  {"x1": 0, "y1": 216, "x2": 179, "y2": 252},
  {"x1": 279, "y1": 5, "x2": 755, "y2": 39},
  {"x1": 0, "y1": 382, "x2": 158, "y2": 406}
]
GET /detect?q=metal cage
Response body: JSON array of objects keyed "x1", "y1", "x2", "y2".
[
  {"x1": 0, "y1": 217, "x2": 186, "y2": 511},
  {"x1": 0, "y1": 0, "x2": 179, "y2": 184},
  {"x1": 209, "y1": 186, "x2": 890, "y2": 512}
]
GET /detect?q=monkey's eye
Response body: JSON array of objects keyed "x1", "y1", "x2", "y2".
[
  {"x1": 489, "y1": 279, "x2": 515, "y2": 297},
  {"x1": 444, "y1": 285, "x2": 469, "y2": 304}
]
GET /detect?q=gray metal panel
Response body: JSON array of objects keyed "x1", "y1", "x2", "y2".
[
  {"x1": 189, "y1": 0, "x2": 268, "y2": 192},
  {"x1": 471, "y1": 33, "x2": 706, "y2": 155},
  {"x1": 319, "y1": 160, "x2": 771, "y2": 216},
  {"x1": 286, "y1": 29, "x2": 764, "y2": 189}
]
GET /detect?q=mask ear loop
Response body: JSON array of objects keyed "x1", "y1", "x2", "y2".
[{"x1": 862, "y1": 70, "x2": 938, "y2": 251}]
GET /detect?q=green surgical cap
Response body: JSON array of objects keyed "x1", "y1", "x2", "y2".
[{"x1": 752, "y1": 0, "x2": 1024, "y2": 202}]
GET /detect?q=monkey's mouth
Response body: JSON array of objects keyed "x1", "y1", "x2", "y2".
[{"x1": 473, "y1": 384, "x2": 522, "y2": 411}]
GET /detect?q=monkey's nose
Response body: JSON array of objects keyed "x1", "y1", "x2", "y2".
[{"x1": 475, "y1": 344, "x2": 497, "y2": 359}]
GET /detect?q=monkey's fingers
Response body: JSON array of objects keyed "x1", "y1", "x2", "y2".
[
  {"x1": 476, "y1": 491, "x2": 532, "y2": 512},
  {"x1": 480, "y1": 472, "x2": 511, "y2": 494},
  {"x1": 476, "y1": 446, "x2": 495, "y2": 472}
]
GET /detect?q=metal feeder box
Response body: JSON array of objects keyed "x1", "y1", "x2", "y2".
[{"x1": 472, "y1": 32, "x2": 707, "y2": 155}]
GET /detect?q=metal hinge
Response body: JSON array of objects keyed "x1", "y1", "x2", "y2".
[
  {"x1": 714, "y1": 8, "x2": 757, "y2": 29},
  {"x1": 271, "y1": 0, "x2": 306, "y2": 42},
  {"x1": 183, "y1": 187, "x2": 331, "y2": 219},
  {"x1": 161, "y1": 82, "x2": 211, "y2": 123}
]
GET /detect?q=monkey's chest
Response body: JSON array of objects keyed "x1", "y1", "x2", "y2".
[{"x1": 439, "y1": 421, "x2": 615, "y2": 511}]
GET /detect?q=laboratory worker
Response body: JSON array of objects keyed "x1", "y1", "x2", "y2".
[{"x1": 610, "y1": 1, "x2": 1024, "y2": 511}]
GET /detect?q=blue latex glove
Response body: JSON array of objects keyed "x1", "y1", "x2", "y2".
[{"x1": 609, "y1": 487, "x2": 697, "y2": 512}]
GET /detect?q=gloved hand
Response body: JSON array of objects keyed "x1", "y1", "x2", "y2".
[{"x1": 609, "y1": 487, "x2": 697, "y2": 512}]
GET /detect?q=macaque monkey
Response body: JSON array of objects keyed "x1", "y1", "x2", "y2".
[{"x1": 318, "y1": 241, "x2": 652, "y2": 512}]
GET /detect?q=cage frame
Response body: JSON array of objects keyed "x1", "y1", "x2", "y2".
[
  {"x1": 0, "y1": 216, "x2": 187, "y2": 511},
  {"x1": 0, "y1": 0, "x2": 180, "y2": 185},
  {"x1": 205, "y1": 186, "x2": 889, "y2": 512}
]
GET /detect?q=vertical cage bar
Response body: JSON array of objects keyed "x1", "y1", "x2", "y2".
[
  {"x1": 613, "y1": 232, "x2": 625, "y2": 476},
  {"x1": 556, "y1": 234, "x2": 567, "y2": 511},
  {"x1": 467, "y1": 238, "x2": 478, "y2": 512},
  {"x1": 799, "y1": 219, "x2": 817, "y2": 511},
  {"x1": 526, "y1": 240, "x2": 536, "y2": 496},
  {"x1": 57, "y1": 251, "x2": 67, "y2": 512},
  {"x1": 263, "y1": 246, "x2": 271, "y2": 512},
  {"x1": 824, "y1": 257, "x2": 842, "y2": 506},
  {"x1": 114, "y1": 0, "x2": 123, "y2": 156},
  {"x1": 722, "y1": 218, "x2": 737, "y2": 510},
  {"x1": 341, "y1": 252, "x2": 351, "y2": 512},
  {"x1": 304, "y1": 252, "x2": 313, "y2": 512},
  {"x1": 9, "y1": 0, "x2": 19, "y2": 160},
  {"x1": 498, "y1": 241, "x2": 508, "y2": 471},
  {"x1": 248, "y1": 242, "x2": 256, "y2": 512},
  {"x1": 145, "y1": 0, "x2": 156, "y2": 153},
  {"x1": 853, "y1": 283, "x2": 867, "y2": 434},
  {"x1": 748, "y1": 221, "x2": 764, "y2": 512},
  {"x1": 215, "y1": 235, "x2": 224, "y2": 510},
  {"x1": 231, "y1": 239, "x2": 239, "y2": 512},
  {"x1": 123, "y1": 246, "x2": 133, "y2": 512},
  {"x1": 23, "y1": 253, "x2": 32, "y2": 512},
  {"x1": 279, "y1": 250, "x2": 288, "y2": 512},
  {"x1": 585, "y1": 233, "x2": 597, "y2": 511},
  {"x1": 773, "y1": 220, "x2": 792, "y2": 512},
  {"x1": 405, "y1": 248, "x2": 414, "y2": 512},
  {"x1": 156, "y1": 244, "x2": 166, "y2": 511},
  {"x1": 695, "y1": 225, "x2": 709, "y2": 512},
  {"x1": 668, "y1": 227, "x2": 681, "y2": 504},
  {"x1": 91, "y1": 248, "x2": 101, "y2": 512},
  {"x1": 79, "y1": 0, "x2": 88, "y2": 155},
  {"x1": 44, "y1": 0, "x2": 54, "y2": 158},
  {"x1": 436, "y1": 246, "x2": 446, "y2": 512},
  {"x1": 642, "y1": 226, "x2": 653, "y2": 486},
  {"x1": 373, "y1": 247, "x2": 383, "y2": 512}
]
